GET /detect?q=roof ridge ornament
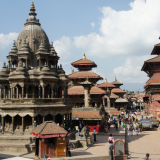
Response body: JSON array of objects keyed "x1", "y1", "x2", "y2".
[
  {"x1": 83, "y1": 53, "x2": 86, "y2": 59},
  {"x1": 115, "y1": 76, "x2": 117, "y2": 81},
  {"x1": 31, "y1": 2, "x2": 35, "y2": 10},
  {"x1": 105, "y1": 78, "x2": 107, "y2": 83}
]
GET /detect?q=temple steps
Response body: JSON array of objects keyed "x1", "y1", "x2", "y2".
[
  {"x1": 0, "y1": 135, "x2": 35, "y2": 143},
  {"x1": 0, "y1": 135, "x2": 35, "y2": 153},
  {"x1": 0, "y1": 142, "x2": 35, "y2": 152}
]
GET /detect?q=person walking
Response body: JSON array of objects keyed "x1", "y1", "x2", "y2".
[
  {"x1": 128, "y1": 125, "x2": 132, "y2": 136},
  {"x1": 144, "y1": 153, "x2": 150, "y2": 160},
  {"x1": 121, "y1": 121, "x2": 124, "y2": 131},
  {"x1": 93, "y1": 127, "x2": 96, "y2": 142},
  {"x1": 115, "y1": 121, "x2": 118, "y2": 131},
  {"x1": 135, "y1": 124, "x2": 139, "y2": 135},
  {"x1": 108, "y1": 141, "x2": 113, "y2": 160},
  {"x1": 139, "y1": 123, "x2": 142, "y2": 132},
  {"x1": 108, "y1": 133, "x2": 114, "y2": 143}
]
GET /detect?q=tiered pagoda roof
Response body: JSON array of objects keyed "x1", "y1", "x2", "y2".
[
  {"x1": 68, "y1": 71, "x2": 103, "y2": 80},
  {"x1": 111, "y1": 77, "x2": 123, "y2": 86},
  {"x1": 111, "y1": 88, "x2": 126, "y2": 94},
  {"x1": 68, "y1": 85, "x2": 108, "y2": 95},
  {"x1": 97, "y1": 79, "x2": 116, "y2": 88},
  {"x1": 151, "y1": 43, "x2": 160, "y2": 55},
  {"x1": 71, "y1": 53, "x2": 97, "y2": 70}
]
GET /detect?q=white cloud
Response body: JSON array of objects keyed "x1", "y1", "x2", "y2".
[
  {"x1": 91, "y1": 22, "x2": 95, "y2": 28},
  {"x1": 113, "y1": 55, "x2": 153, "y2": 83},
  {"x1": 74, "y1": 0, "x2": 160, "y2": 58},
  {"x1": 0, "y1": 32, "x2": 18, "y2": 50},
  {"x1": 54, "y1": 36, "x2": 72, "y2": 60}
]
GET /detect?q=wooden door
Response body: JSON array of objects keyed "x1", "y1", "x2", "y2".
[
  {"x1": 39, "y1": 138, "x2": 47, "y2": 158},
  {"x1": 56, "y1": 137, "x2": 67, "y2": 157}
]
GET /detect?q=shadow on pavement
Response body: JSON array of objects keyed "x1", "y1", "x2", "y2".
[{"x1": 0, "y1": 153, "x2": 16, "y2": 159}]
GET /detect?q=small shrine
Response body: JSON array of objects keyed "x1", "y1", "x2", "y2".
[{"x1": 32, "y1": 121, "x2": 68, "y2": 158}]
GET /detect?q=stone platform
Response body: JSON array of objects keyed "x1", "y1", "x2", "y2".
[{"x1": 0, "y1": 135, "x2": 35, "y2": 153}]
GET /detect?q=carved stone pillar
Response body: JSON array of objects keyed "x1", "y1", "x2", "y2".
[
  {"x1": 39, "y1": 59, "x2": 41, "y2": 67},
  {"x1": 2, "y1": 117, "x2": 4, "y2": 133},
  {"x1": 12, "y1": 117, "x2": 14, "y2": 133},
  {"x1": 16, "y1": 87, "x2": 18, "y2": 99},
  {"x1": 107, "y1": 97, "x2": 110, "y2": 116},
  {"x1": 26, "y1": 59, "x2": 28, "y2": 68},
  {"x1": 32, "y1": 117, "x2": 34, "y2": 129},
  {"x1": 13, "y1": 87, "x2": 15, "y2": 99},
  {"x1": 8, "y1": 88, "x2": 10, "y2": 99},
  {"x1": 22, "y1": 117, "x2": 24, "y2": 132},
  {"x1": 43, "y1": 116, "x2": 45, "y2": 122},
  {"x1": 42, "y1": 86, "x2": 45, "y2": 98},
  {"x1": 22, "y1": 87, "x2": 24, "y2": 99},
  {"x1": 38, "y1": 86, "x2": 41, "y2": 98}
]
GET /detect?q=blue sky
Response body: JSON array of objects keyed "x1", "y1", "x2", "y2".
[{"x1": 0, "y1": 0, "x2": 160, "y2": 92}]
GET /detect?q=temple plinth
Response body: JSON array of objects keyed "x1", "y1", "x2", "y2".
[{"x1": 80, "y1": 79, "x2": 93, "y2": 107}]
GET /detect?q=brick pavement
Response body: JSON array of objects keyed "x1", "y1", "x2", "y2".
[{"x1": 127, "y1": 127, "x2": 160, "y2": 160}]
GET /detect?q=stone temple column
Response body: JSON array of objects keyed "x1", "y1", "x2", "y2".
[
  {"x1": 16, "y1": 87, "x2": 18, "y2": 99},
  {"x1": 22, "y1": 87, "x2": 24, "y2": 99},
  {"x1": 13, "y1": 87, "x2": 15, "y2": 99},
  {"x1": 12, "y1": 117, "x2": 14, "y2": 133},
  {"x1": 32, "y1": 117, "x2": 34, "y2": 129},
  {"x1": 2, "y1": 117, "x2": 4, "y2": 132},
  {"x1": 42, "y1": 86, "x2": 45, "y2": 98},
  {"x1": 107, "y1": 97, "x2": 110, "y2": 116},
  {"x1": 4, "y1": 88, "x2": 6, "y2": 99},
  {"x1": 84, "y1": 87, "x2": 89, "y2": 107}
]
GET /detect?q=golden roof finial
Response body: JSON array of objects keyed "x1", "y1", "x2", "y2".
[
  {"x1": 83, "y1": 53, "x2": 86, "y2": 59},
  {"x1": 31, "y1": 2, "x2": 35, "y2": 10},
  {"x1": 105, "y1": 78, "x2": 107, "y2": 83},
  {"x1": 115, "y1": 76, "x2": 117, "y2": 81}
]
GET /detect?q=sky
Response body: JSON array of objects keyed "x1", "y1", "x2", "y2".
[{"x1": 0, "y1": 0, "x2": 160, "y2": 92}]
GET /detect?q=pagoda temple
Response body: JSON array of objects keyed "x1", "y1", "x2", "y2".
[
  {"x1": 0, "y1": 2, "x2": 73, "y2": 136},
  {"x1": 141, "y1": 42, "x2": 160, "y2": 118},
  {"x1": 68, "y1": 54, "x2": 122, "y2": 127}
]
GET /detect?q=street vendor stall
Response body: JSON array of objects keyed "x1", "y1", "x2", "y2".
[{"x1": 32, "y1": 121, "x2": 68, "y2": 158}]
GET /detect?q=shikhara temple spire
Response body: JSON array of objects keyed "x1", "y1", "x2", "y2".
[{"x1": 30, "y1": 2, "x2": 36, "y2": 15}]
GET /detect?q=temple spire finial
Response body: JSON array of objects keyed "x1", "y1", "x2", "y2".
[
  {"x1": 115, "y1": 76, "x2": 117, "y2": 81},
  {"x1": 30, "y1": 2, "x2": 35, "y2": 10},
  {"x1": 105, "y1": 78, "x2": 107, "y2": 83},
  {"x1": 83, "y1": 53, "x2": 86, "y2": 59}
]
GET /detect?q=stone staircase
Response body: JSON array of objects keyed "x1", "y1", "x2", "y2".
[{"x1": 0, "y1": 134, "x2": 35, "y2": 152}]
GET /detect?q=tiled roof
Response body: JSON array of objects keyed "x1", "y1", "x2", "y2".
[
  {"x1": 110, "y1": 93, "x2": 119, "y2": 98},
  {"x1": 32, "y1": 121, "x2": 67, "y2": 135},
  {"x1": 97, "y1": 82, "x2": 116, "y2": 88},
  {"x1": 111, "y1": 80, "x2": 123, "y2": 85},
  {"x1": 68, "y1": 71, "x2": 103, "y2": 79},
  {"x1": 151, "y1": 43, "x2": 160, "y2": 55},
  {"x1": 111, "y1": 88, "x2": 126, "y2": 93},
  {"x1": 72, "y1": 111, "x2": 102, "y2": 119},
  {"x1": 144, "y1": 55, "x2": 160, "y2": 63},
  {"x1": 103, "y1": 93, "x2": 119, "y2": 99},
  {"x1": 68, "y1": 85, "x2": 107, "y2": 95},
  {"x1": 71, "y1": 58, "x2": 96, "y2": 66}
]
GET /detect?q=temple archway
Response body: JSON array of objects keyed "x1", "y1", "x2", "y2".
[
  {"x1": 24, "y1": 115, "x2": 32, "y2": 132},
  {"x1": 35, "y1": 114, "x2": 43, "y2": 125},
  {"x1": 4, "y1": 115, "x2": 12, "y2": 131},
  {"x1": 55, "y1": 114, "x2": 62, "y2": 125},
  {"x1": 14, "y1": 115, "x2": 22, "y2": 132},
  {"x1": 45, "y1": 114, "x2": 53, "y2": 121}
]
